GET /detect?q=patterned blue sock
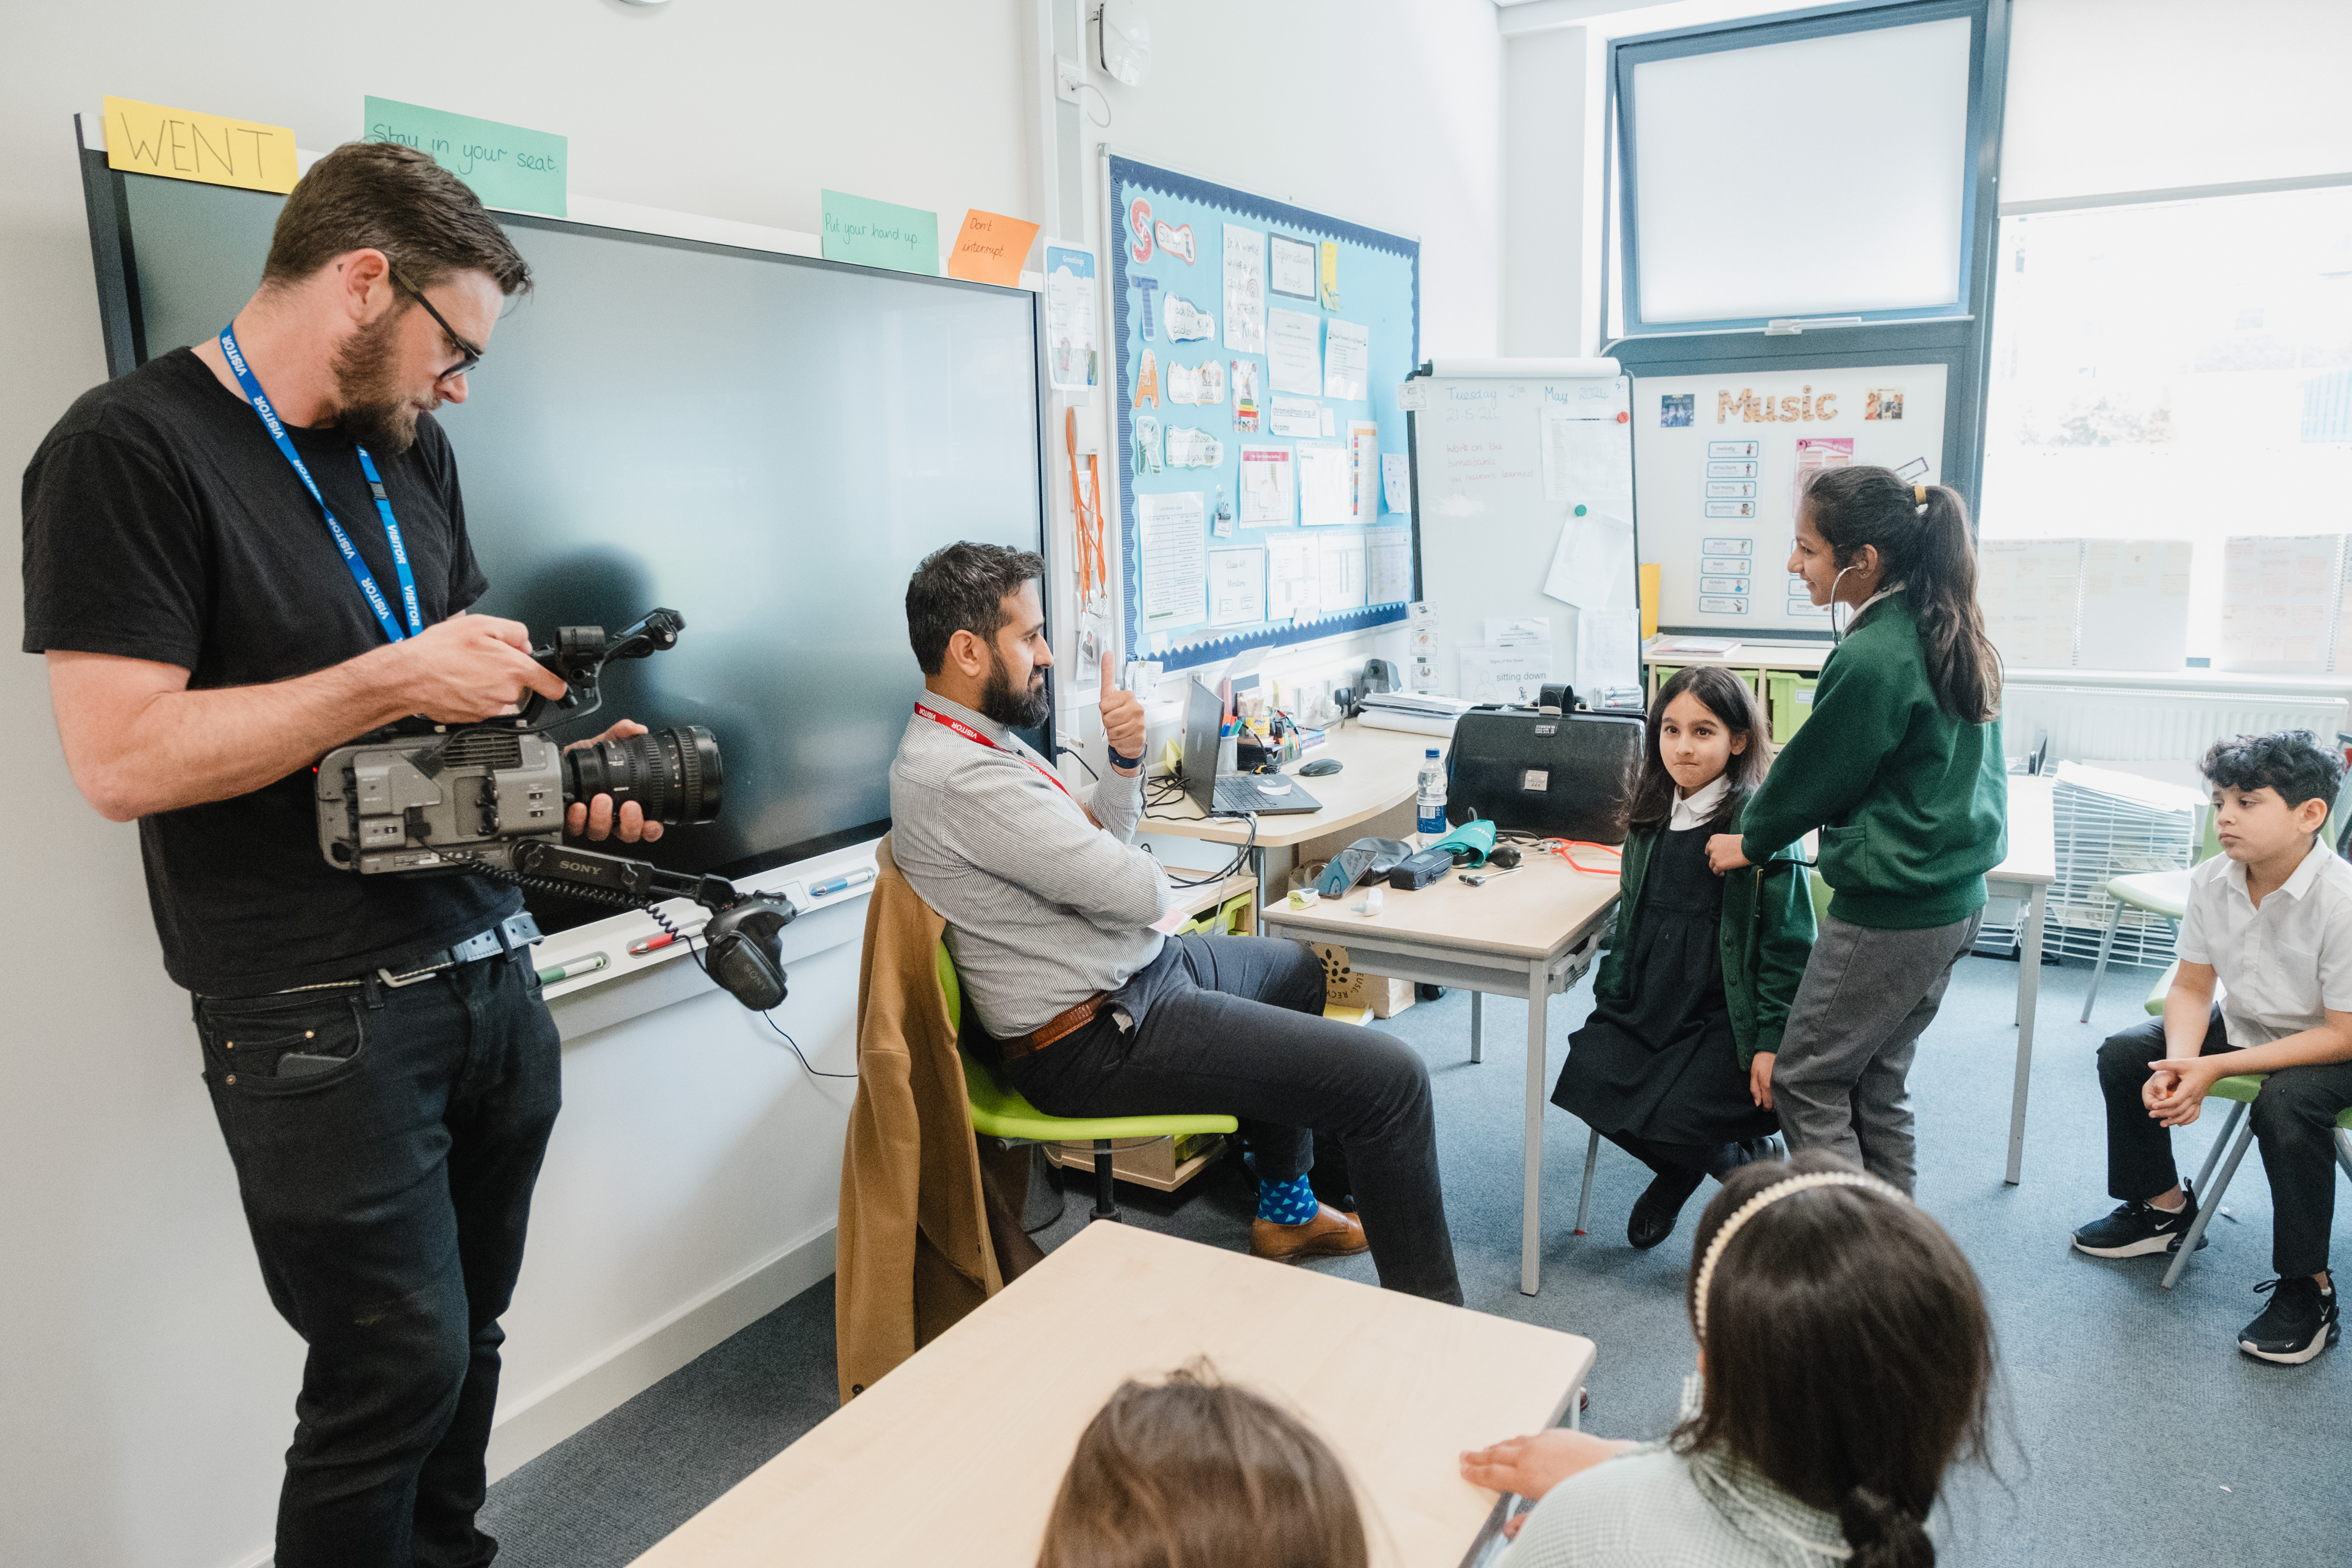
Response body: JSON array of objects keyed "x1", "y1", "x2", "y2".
[{"x1": 1256, "y1": 1173, "x2": 1319, "y2": 1225}]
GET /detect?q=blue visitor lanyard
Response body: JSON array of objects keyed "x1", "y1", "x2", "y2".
[{"x1": 216, "y1": 324, "x2": 424, "y2": 643}]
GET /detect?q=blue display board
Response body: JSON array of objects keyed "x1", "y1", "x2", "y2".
[{"x1": 1107, "y1": 153, "x2": 1419, "y2": 670}]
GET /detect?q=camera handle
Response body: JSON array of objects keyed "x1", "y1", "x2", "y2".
[
  {"x1": 494, "y1": 839, "x2": 794, "y2": 1011},
  {"x1": 512, "y1": 607, "x2": 687, "y2": 732}
]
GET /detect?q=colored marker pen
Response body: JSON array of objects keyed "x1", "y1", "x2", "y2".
[
  {"x1": 810, "y1": 867, "x2": 878, "y2": 898},
  {"x1": 628, "y1": 929, "x2": 704, "y2": 956},
  {"x1": 537, "y1": 954, "x2": 609, "y2": 985}
]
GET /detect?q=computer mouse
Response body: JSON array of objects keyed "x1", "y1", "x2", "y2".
[
  {"x1": 1300, "y1": 758, "x2": 1343, "y2": 776},
  {"x1": 1489, "y1": 845, "x2": 1523, "y2": 869}
]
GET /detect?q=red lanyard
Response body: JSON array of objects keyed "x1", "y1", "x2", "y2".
[{"x1": 915, "y1": 702, "x2": 1077, "y2": 803}]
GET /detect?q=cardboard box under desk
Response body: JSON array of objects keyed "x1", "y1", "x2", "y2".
[
  {"x1": 1045, "y1": 1131, "x2": 1227, "y2": 1192},
  {"x1": 1309, "y1": 942, "x2": 1415, "y2": 1019}
]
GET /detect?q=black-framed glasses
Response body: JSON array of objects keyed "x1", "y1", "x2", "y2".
[{"x1": 392, "y1": 271, "x2": 485, "y2": 381}]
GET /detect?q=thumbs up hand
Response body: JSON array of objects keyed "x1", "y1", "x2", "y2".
[{"x1": 1100, "y1": 653, "x2": 1146, "y2": 774}]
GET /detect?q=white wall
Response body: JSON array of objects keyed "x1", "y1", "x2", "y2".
[{"x1": 0, "y1": 5, "x2": 1504, "y2": 1567}]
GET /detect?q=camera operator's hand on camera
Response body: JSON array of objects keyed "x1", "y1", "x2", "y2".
[
  {"x1": 397, "y1": 613, "x2": 568, "y2": 722},
  {"x1": 564, "y1": 721, "x2": 666, "y2": 844},
  {"x1": 1099, "y1": 654, "x2": 1145, "y2": 775}
]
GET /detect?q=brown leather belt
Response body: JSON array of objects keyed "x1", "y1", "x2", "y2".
[{"x1": 994, "y1": 991, "x2": 1112, "y2": 1064}]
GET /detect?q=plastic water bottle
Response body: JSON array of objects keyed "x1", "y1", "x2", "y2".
[{"x1": 1416, "y1": 748, "x2": 1447, "y2": 837}]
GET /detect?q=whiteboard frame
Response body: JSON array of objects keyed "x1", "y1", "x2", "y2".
[{"x1": 1611, "y1": 0, "x2": 2005, "y2": 338}]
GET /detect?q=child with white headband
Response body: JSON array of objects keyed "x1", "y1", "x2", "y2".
[{"x1": 1461, "y1": 1152, "x2": 1997, "y2": 1567}]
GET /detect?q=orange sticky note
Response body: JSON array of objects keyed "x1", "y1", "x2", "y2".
[{"x1": 946, "y1": 208, "x2": 1042, "y2": 286}]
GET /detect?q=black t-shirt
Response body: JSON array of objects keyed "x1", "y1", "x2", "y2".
[{"x1": 22, "y1": 347, "x2": 520, "y2": 996}]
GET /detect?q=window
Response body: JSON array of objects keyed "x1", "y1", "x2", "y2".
[{"x1": 1979, "y1": 185, "x2": 2352, "y2": 663}]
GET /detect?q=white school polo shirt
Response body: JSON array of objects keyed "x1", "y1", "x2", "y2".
[{"x1": 2176, "y1": 837, "x2": 2352, "y2": 1048}]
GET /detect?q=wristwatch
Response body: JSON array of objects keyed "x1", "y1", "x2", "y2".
[{"x1": 1107, "y1": 744, "x2": 1143, "y2": 771}]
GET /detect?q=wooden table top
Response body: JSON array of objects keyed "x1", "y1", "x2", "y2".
[
  {"x1": 1140, "y1": 718, "x2": 1451, "y2": 849},
  {"x1": 628, "y1": 1223, "x2": 1596, "y2": 1568},
  {"x1": 1260, "y1": 846, "x2": 1622, "y2": 963}
]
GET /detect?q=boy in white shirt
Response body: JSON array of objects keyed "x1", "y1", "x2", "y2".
[{"x1": 2071, "y1": 731, "x2": 2352, "y2": 1363}]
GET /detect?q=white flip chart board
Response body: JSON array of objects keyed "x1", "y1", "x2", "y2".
[
  {"x1": 1403, "y1": 365, "x2": 1641, "y2": 699},
  {"x1": 1631, "y1": 363, "x2": 1947, "y2": 633}
]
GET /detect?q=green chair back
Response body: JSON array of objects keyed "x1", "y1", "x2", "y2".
[{"x1": 1808, "y1": 868, "x2": 1832, "y2": 927}]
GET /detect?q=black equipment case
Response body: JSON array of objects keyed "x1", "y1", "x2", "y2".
[{"x1": 1445, "y1": 708, "x2": 1644, "y2": 844}]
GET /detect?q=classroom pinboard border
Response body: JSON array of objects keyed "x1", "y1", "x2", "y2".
[{"x1": 1105, "y1": 151, "x2": 1420, "y2": 671}]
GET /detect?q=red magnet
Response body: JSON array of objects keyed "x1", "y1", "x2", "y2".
[{"x1": 1616, "y1": 410, "x2": 1629, "y2": 422}]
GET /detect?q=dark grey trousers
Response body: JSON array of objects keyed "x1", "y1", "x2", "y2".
[
  {"x1": 1772, "y1": 909, "x2": 1982, "y2": 1194},
  {"x1": 1006, "y1": 933, "x2": 1462, "y2": 1304}
]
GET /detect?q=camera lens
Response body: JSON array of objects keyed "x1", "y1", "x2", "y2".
[{"x1": 560, "y1": 725, "x2": 724, "y2": 826}]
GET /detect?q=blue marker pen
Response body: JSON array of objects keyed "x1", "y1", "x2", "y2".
[{"x1": 810, "y1": 867, "x2": 878, "y2": 898}]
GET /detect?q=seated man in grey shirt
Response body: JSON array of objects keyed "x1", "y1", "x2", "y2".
[{"x1": 889, "y1": 543, "x2": 1460, "y2": 1303}]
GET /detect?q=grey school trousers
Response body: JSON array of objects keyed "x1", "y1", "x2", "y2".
[{"x1": 1771, "y1": 909, "x2": 1982, "y2": 1195}]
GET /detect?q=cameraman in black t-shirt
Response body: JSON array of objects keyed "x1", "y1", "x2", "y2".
[{"x1": 23, "y1": 143, "x2": 661, "y2": 1568}]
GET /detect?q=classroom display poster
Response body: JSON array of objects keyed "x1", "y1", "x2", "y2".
[
  {"x1": 1630, "y1": 364, "x2": 1948, "y2": 632},
  {"x1": 1109, "y1": 154, "x2": 1417, "y2": 667}
]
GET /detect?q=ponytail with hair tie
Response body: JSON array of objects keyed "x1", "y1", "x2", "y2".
[
  {"x1": 1803, "y1": 467, "x2": 2001, "y2": 723},
  {"x1": 1838, "y1": 1484, "x2": 1935, "y2": 1568}
]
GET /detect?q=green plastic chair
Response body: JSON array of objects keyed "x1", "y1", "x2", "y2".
[
  {"x1": 2162, "y1": 1071, "x2": 2352, "y2": 1290},
  {"x1": 941, "y1": 943, "x2": 1237, "y2": 1225}
]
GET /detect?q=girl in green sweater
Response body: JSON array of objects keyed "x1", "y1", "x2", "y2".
[{"x1": 1706, "y1": 467, "x2": 2007, "y2": 1195}]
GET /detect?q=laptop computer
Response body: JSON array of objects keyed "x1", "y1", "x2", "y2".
[{"x1": 1182, "y1": 678, "x2": 1323, "y2": 816}]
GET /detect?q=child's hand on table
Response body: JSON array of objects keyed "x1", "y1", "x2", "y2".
[{"x1": 1459, "y1": 1431, "x2": 1634, "y2": 1537}]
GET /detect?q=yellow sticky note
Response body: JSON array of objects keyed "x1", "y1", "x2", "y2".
[
  {"x1": 945, "y1": 207, "x2": 1041, "y2": 287},
  {"x1": 105, "y1": 96, "x2": 298, "y2": 194}
]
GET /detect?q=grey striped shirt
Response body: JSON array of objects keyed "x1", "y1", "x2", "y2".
[{"x1": 887, "y1": 693, "x2": 1171, "y2": 1039}]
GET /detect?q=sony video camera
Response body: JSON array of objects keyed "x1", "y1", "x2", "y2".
[
  {"x1": 315, "y1": 608, "x2": 719, "y2": 877},
  {"x1": 314, "y1": 609, "x2": 795, "y2": 1011}
]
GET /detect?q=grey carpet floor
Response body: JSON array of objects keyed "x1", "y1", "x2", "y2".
[{"x1": 479, "y1": 956, "x2": 2351, "y2": 1565}]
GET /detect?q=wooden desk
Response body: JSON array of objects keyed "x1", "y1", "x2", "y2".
[
  {"x1": 1260, "y1": 854, "x2": 1622, "y2": 1296},
  {"x1": 629, "y1": 1223, "x2": 1596, "y2": 1568},
  {"x1": 1991, "y1": 775, "x2": 2057, "y2": 1186}
]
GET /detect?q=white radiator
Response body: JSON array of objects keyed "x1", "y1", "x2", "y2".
[{"x1": 2001, "y1": 683, "x2": 2349, "y2": 767}]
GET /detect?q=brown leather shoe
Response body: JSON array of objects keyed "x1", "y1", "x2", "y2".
[{"x1": 1250, "y1": 1203, "x2": 1370, "y2": 1263}]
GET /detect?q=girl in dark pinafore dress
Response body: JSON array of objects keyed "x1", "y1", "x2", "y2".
[{"x1": 1552, "y1": 666, "x2": 1818, "y2": 1249}]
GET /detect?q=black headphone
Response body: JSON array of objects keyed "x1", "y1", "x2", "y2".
[{"x1": 702, "y1": 893, "x2": 794, "y2": 1011}]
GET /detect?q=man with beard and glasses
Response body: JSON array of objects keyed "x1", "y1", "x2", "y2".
[
  {"x1": 23, "y1": 142, "x2": 660, "y2": 1568},
  {"x1": 887, "y1": 545, "x2": 1461, "y2": 1303}
]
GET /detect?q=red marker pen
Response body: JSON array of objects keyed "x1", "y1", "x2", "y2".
[{"x1": 629, "y1": 934, "x2": 676, "y2": 955}]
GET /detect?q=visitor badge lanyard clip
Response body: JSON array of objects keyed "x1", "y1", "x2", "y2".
[
  {"x1": 217, "y1": 324, "x2": 424, "y2": 643},
  {"x1": 913, "y1": 701, "x2": 1077, "y2": 804}
]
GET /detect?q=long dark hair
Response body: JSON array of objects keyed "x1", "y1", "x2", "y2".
[
  {"x1": 1803, "y1": 466, "x2": 2002, "y2": 723},
  {"x1": 1677, "y1": 1152, "x2": 1996, "y2": 1568},
  {"x1": 1625, "y1": 665, "x2": 1771, "y2": 834}
]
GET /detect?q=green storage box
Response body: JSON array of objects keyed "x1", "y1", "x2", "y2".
[{"x1": 1767, "y1": 672, "x2": 1818, "y2": 743}]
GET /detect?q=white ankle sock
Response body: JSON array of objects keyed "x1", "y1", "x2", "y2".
[{"x1": 2148, "y1": 1194, "x2": 2185, "y2": 1214}]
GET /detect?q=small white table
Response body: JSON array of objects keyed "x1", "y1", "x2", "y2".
[
  {"x1": 1260, "y1": 854, "x2": 1622, "y2": 1296},
  {"x1": 1990, "y1": 775, "x2": 2057, "y2": 1185}
]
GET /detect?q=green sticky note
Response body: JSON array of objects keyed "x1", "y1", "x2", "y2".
[
  {"x1": 363, "y1": 97, "x2": 566, "y2": 217},
  {"x1": 821, "y1": 189, "x2": 940, "y2": 275}
]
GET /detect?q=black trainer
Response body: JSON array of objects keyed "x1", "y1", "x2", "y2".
[
  {"x1": 2239, "y1": 1276, "x2": 2340, "y2": 1365},
  {"x1": 2070, "y1": 1183, "x2": 2206, "y2": 1258}
]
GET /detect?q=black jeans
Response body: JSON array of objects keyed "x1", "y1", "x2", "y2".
[
  {"x1": 1008, "y1": 933, "x2": 1462, "y2": 1304},
  {"x1": 2099, "y1": 1006, "x2": 2352, "y2": 1277},
  {"x1": 195, "y1": 952, "x2": 562, "y2": 1568}
]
